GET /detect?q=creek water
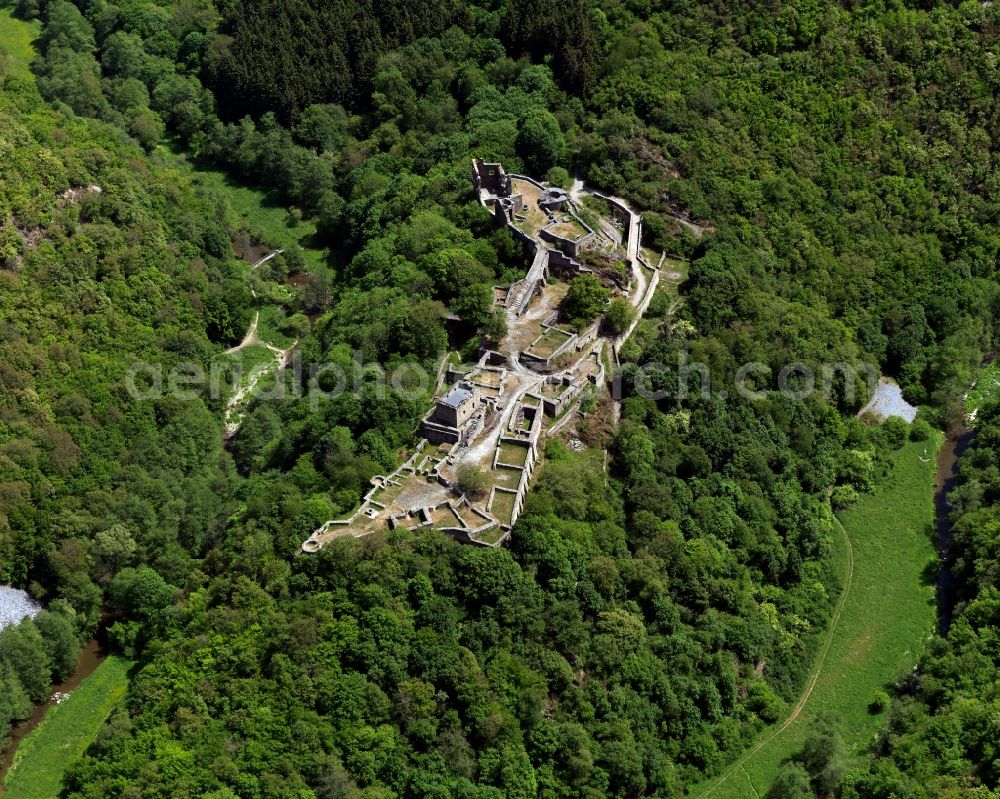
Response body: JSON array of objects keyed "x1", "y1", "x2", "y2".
[
  {"x1": 283, "y1": 270, "x2": 308, "y2": 288},
  {"x1": 933, "y1": 424, "x2": 975, "y2": 635},
  {"x1": 0, "y1": 636, "x2": 107, "y2": 791}
]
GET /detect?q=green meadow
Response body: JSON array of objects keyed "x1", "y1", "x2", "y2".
[
  {"x1": 0, "y1": 7, "x2": 40, "y2": 81},
  {"x1": 157, "y1": 145, "x2": 329, "y2": 273}
]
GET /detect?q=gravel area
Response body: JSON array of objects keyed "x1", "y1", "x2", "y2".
[
  {"x1": 0, "y1": 586, "x2": 41, "y2": 630},
  {"x1": 858, "y1": 377, "x2": 918, "y2": 422}
]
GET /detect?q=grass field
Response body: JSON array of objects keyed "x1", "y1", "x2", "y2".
[
  {"x1": 0, "y1": 8, "x2": 40, "y2": 81},
  {"x1": 492, "y1": 464, "x2": 524, "y2": 488},
  {"x1": 692, "y1": 437, "x2": 940, "y2": 798},
  {"x1": 474, "y1": 524, "x2": 506, "y2": 545},
  {"x1": 4, "y1": 655, "x2": 132, "y2": 799},
  {"x1": 430, "y1": 505, "x2": 462, "y2": 530},
  {"x1": 529, "y1": 326, "x2": 573, "y2": 358},
  {"x1": 498, "y1": 440, "x2": 530, "y2": 467},
  {"x1": 156, "y1": 146, "x2": 328, "y2": 272}
]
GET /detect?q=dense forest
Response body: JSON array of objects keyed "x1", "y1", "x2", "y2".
[
  {"x1": 0, "y1": 48, "x2": 248, "y2": 730},
  {"x1": 20, "y1": 0, "x2": 1000, "y2": 411},
  {"x1": 2, "y1": 0, "x2": 1000, "y2": 796}
]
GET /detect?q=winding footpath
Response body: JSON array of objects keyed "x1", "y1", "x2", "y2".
[
  {"x1": 225, "y1": 248, "x2": 284, "y2": 355},
  {"x1": 223, "y1": 248, "x2": 299, "y2": 438}
]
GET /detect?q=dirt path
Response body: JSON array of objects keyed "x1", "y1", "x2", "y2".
[
  {"x1": 225, "y1": 311, "x2": 260, "y2": 354},
  {"x1": 223, "y1": 248, "x2": 297, "y2": 437},
  {"x1": 571, "y1": 177, "x2": 710, "y2": 239},
  {"x1": 614, "y1": 266, "x2": 660, "y2": 356},
  {"x1": 696, "y1": 512, "x2": 855, "y2": 797},
  {"x1": 455, "y1": 375, "x2": 541, "y2": 469},
  {"x1": 225, "y1": 249, "x2": 285, "y2": 355},
  {"x1": 630, "y1": 257, "x2": 648, "y2": 309},
  {"x1": 223, "y1": 347, "x2": 295, "y2": 438},
  {"x1": 669, "y1": 213, "x2": 711, "y2": 238}
]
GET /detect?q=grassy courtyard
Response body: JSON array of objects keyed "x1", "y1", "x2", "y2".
[
  {"x1": 497, "y1": 440, "x2": 530, "y2": 467},
  {"x1": 489, "y1": 488, "x2": 517, "y2": 525},
  {"x1": 528, "y1": 326, "x2": 573, "y2": 358}
]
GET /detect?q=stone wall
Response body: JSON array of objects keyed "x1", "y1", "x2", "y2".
[
  {"x1": 539, "y1": 225, "x2": 596, "y2": 258},
  {"x1": 590, "y1": 190, "x2": 632, "y2": 230},
  {"x1": 472, "y1": 159, "x2": 510, "y2": 195},
  {"x1": 421, "y1": 418, "x2": 461, "y2": 444}
]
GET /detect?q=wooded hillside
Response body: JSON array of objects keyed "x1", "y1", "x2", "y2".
[{"x1": 3, "y1": 0, "x2": 1000, "y2": 796}]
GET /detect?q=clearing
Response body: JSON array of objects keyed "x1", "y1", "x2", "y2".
[
  {"x1": 693, "y1": 437, "x2": 940, "y2": 798},
  {"x1": 0, "y1": 8, "x2": 39, "y2": 81},
  {"x1": 156, "y1": 147, "x2": 328, "y2": 272}
]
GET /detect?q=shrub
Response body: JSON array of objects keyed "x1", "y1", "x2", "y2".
[
  {"x1": 909, "y1": 418, "x2": 933, "y2": 441},
  {"x1": 456, "y1": 463, "x2": 489, "y2": 498},
  {"x1": 546, "y1": 166, "x2": 570, "y2": 187},
  {"x1": 562, "y1": 274, "x2": 609, "y2": 326},
  {"x1": 831, "y1": 484, "x2": 859, "y2": 510},
  {"x1": 882, "y1": 416, "x2": 909, "y2": 449},
  {"x1": 604, "y1": 296, "x2": 635, "y2": 334},
  {"x1": 869, "y1": 689, "x2": 891, "y2": 713}
]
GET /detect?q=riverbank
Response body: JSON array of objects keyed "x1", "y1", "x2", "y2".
[
  {"x1": 933, "y1": 423, "x2": 975, "y2": 633},
  {"x1": 2, "y1": 654, "x2": 131, "y2": 798},
  {"x1": 0, "y1": 636, "x2": 108, "y2": 791}
]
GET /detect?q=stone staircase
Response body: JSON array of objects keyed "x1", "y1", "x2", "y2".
[{"x1": 506, "y1": 279, "x2": 532, "y2": 312}]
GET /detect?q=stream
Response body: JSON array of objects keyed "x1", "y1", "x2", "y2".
[
  {"x1": 0, "y1": 636, "x2": 107, "y2": 791},
  {"x1": 933, "y1": 423, "x2": 975, "y2": 635}
]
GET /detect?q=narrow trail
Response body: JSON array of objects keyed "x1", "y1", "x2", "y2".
[
  {"x1": 225, "y1": 311, "x2": 259, "y2": 354},
  {"x1": 670, "y1": 213, "x2": 711, "y2": 238},
  {"x1": 630, "y1": 256, "x2": 649, "y2": 309},
  {"x1": 223, "y1": 248, "x2": 299, "y2": 438},
  {"x1": 570, "y1": 177, "x2": 708, "y2": 240},
  {"x1": 225, "y1": 248, "x2": 285, "y2": 355},
  {"x1": 614, "y1": 264, "x2": 661, "y2": 357},
  {"x1": 455, "y1": 374, "x2": 542, "y2": 469},
  {"x1": 223, "y1": 348, "x2": 291, "y2": 438},
  {"x1": 696, "y1": 511, "x2": 855, "y2": 798}
]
